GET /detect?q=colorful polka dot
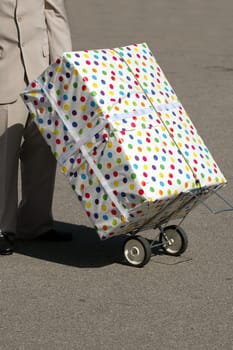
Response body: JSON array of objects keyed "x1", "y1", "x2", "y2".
[{"x1": 23, "y1": 42, "x2": 226, "y2": 239}]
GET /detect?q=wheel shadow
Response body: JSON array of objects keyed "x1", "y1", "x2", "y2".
[
  {"x1": 14, "y1": 221, "x2": 190, "y2": 268},
  {"x1": 14, "y1": 221, "x2": 127, "y2": 268}
]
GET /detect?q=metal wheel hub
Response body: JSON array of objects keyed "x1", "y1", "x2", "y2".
[
  {"x1": 123, "y1": 236, "x2": 151, "y2": 267},
  {"x1": 124, "y1": 240, "x2": 145, "y2": 265}
]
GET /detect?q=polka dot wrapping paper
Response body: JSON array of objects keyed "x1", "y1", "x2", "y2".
[{"x1": 22, "y1": 43, "x2": 226, "y2": 239}]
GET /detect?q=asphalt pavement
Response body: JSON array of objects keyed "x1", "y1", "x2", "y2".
[{"x1": 1, "y1": 0, "x2": 233, "y2": 349}]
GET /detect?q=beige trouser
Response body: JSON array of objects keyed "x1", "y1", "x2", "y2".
[{"x1": 0, "y1": 95, "x2": 56, "y2": 238}]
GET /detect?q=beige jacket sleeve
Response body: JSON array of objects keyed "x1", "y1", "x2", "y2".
[{"x1": 45, "y1": 0, "x2": 72, "y2": 63}]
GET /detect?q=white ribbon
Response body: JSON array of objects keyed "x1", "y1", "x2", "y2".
[
  {"x1": 111, "y1": 101, "x2": 181, "y2": 122},
  {"x1": 36, "y1": 78, "x2": 129, "y2": 219}
]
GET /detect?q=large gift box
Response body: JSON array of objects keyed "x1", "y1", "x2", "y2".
[{"x1": 22, "y1": 43, "x2": 226, "y2": 239}]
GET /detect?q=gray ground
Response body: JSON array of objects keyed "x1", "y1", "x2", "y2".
[{"x1": 1, "y1": 0, "x2": 233, "y2": 349}]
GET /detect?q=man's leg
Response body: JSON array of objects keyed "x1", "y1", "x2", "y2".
[
  {"x1": 17, "y1": 117, "x2": 57, "y2": 239},
  {"x1": 0, "y1": 105, "x2": 24, "y2": 234},
  {"x1": 0, "y1": 104, "x2": 24, "y2": 254}
]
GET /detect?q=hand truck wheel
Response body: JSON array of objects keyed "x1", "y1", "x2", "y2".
[
  {"x1": 123, "y1": 236, "x2": 151, "y2": 267},
  {"x1": 159, "y1": 225, "x2": 188, "y2": 256}
]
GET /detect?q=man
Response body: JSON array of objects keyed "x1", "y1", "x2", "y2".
[{"x1": 0, "y1": 0, "x2": 73, "y2": 255}]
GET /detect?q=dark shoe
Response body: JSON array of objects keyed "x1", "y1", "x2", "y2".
[
  {"x1": 35, "y1": 229, "x2": 72, "y2": 242},
  {"x1": 0, "y1": 232, "x2": 14, "y2": 255}
]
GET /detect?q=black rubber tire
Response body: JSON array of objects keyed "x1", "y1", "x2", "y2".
[
  {"x1": 123, "y1": 236, "x2": 151, "y2": 267},
  {"x1": 159, "y1": 225, "x2": 188, "y2": 256}
]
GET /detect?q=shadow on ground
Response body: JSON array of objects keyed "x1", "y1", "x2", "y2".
[
  {"x1": 14, "y1": 221, "x2": 128, "y2": 268},
  {"x1": 14, "y1": 221, "x2": 192, "y2": 268}
]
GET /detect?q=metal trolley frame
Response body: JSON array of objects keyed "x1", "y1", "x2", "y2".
[{"x1": 122, "y1": 185, "x2": 233, "y2": 267}]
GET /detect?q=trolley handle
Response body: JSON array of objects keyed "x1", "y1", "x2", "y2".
[{"x1": 190, "y1": 186, "x2": 233, "y2": 214}]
